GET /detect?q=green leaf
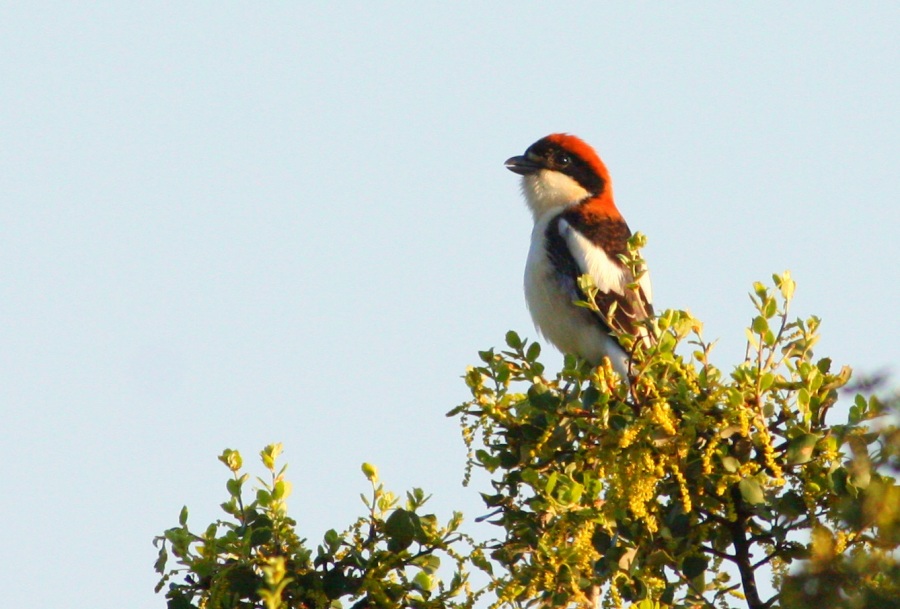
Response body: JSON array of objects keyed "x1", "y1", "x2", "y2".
[
  {"x1": 752, "y1": 316, "x2": 769, "y2": 335},
  {"x1": 831, "y1": 467, "x2": 849, "y2": 495},
  {"x1": 849, "y1": 393, "x2": 867, "y2": 424},
  {"x1": 470, "y1": 550, "x2": 493, "y2": 575},
  {"x1": 635, "y1": 599, "x2": 652, "y2": 609},
  {"x1": 591, "y1": 529, "x2": 613, "y2": 553},
  {"x1": 219, "y1": 498, "x2": 238, "y2": 516},
  {"x1": 418, "y1": 514, "x2": 438, "y2": 540},
  {"x1": 249, "y1": 526, "x2": 272, "y2": 547},
  {"x1": 475, "y1": 449, "x2": 499, "y2": 470},
  {"x1": 505, "y1": 331, "x2": 523, "y2": 350},
  {"x1": 272, "y1": 480, "x2": 289, "y2": 500},
  {"x1": 525, "y1": 341, "x2": 541, "y2": 362},
  {"x1": 660, "y1": 585, "x2": 676, "y2": 605},
  {"x1": 786, "y1": 433, "x2": 819, "y2": 465},
  {"x1": 218, "y1": 449, "x2": 243, "y2": 472},
  {"x1": 167, "y1": 594, "x2": 195, "y2": 609},
  {"x1": 739, "y1": 478, "x2": 765, "y2": 505},
  {"x1": 560, "y1": 482, "x2": 583, "y2": 505},
  {"x1": 498, "y1": 450, "x2": 519, "y2": 468},
  {"x1": 520, "y1": 468, "x2": 539, "y2": 486},
  {"x1": 225, "y1": 565, "x2": 259, "y2": 597},
  {"x1": 721, "y1": 456, "x2": 740, "y2": 473},
  {"x1": 682, "y1": 555, "x2": 708, "y2": 579},
  {"x1": 385, "y1": 508, "x2": 419, "y2": 552},
  {"x1": 361, "y1": 462, "x2": 378, "y2": 482},
  {"x1": 178, "y1": 505, "x2": 189, "y2": 526},
  {"x1": 527, "y1": 383, "x2": 557, "y2": 410},
  {"x1": 323, "y1": 529, "x2": 341, "y2": 552},
  {"x1": 260, "y1": 443, "x2": 283, "y2": 471},
  {"x1": 412, "y1": 554, "x2": 441, "y2": 574},
  {"x1": 657, "y1": 332, "x2": 676, "y2": 353},
  {"x1": 849, "y1": 464, "x2": 871, "y2": 490},
  {"x1": 778, "y1": 272, "x2": 795, "y2": 300},
  {"x1": 581, "y1": 386, "x2": 600, "y2": 408},
  {"x1": 778, "y1": 491, "x2": 806, "y2": 519},
  {"x1": 412, "y1": 570, "x2": 433, "y2": 593},
  {"x1": 154, "y1": 545, "x2": 168, "y2": 573},
  {"x1": 545, "y1": 471, "x2": 558, "y2": 495},
  {"x1": 256, "y1": 489, "x2": 271, "y2": 506},
  {"x1": 204, "y1": 523, "x2": 217, "y2": 540},
  {"x1": 322, "y1": 568, "x2": 352, "y2": 598},
  {"x1": 610, "y1": 415, "x2": 629, "y2": 430}
]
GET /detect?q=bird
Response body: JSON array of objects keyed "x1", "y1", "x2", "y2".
[{"x1": 505, "y1": 133, "x2": 654, "y2": 378}]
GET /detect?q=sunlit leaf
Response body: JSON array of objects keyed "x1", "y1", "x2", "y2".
[
  {"x1": 787, "y1": 433, "x2": 819, "y2": 465},
  {"x1": 739, "y1": 478, "x2": 765, "y2": 505}
]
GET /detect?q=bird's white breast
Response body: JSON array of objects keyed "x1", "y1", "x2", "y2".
[{"x1": 524, "y1": 210, "x2": 629, "y2": 376}]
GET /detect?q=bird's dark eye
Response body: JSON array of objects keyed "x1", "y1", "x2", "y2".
[{"x1": 556, "y1": 152, "x2": 572, "y2": 167}]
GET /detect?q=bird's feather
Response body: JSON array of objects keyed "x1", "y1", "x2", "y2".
[{"x1": 547, "y1": 211, "x2": 654, "y2": 347}]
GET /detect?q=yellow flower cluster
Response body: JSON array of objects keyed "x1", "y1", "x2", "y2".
[
  {"x1": 605, "y1": 575, "x2": 624, "y2": 609},
  {"x1": 531, "y1": 424, "x2": 556, "y2": 461},
  {"x1": 614, "y1": 452, "x2": 661, "y2": 533},
  {"x1": 671, "y1": 357, "x2": 702, "y2": 395},
  {"x1": 797, "y1": 466, "x2": 820, "y2": 521},
  {"x1": 594, "y1": 359, "x2": 621, "y2": 395},
  {"x1": 723, "y1": 491, "x2": 737, "y2": 522},
  {"x1": 701, "y1": 434, "x2": 720, "y2": 475},
  {"x1": 499, "y1": 518, "x2": 603, "y2": 609},
  {"x1": 818, "y1": 441, "x2": 838, "y2": 464},
  {"x1": 617, "y1": 426, "x2": 640, "y2": 449},
  {"x1": 650, "y1": 400, "x2": 677, "y2": 436},
  {"x1": 757, "y1": 424, "x2": 785, "y2": 485},
  {"x1": 834, "y1": 529, "x2": 848, "y2": 554},
  {"x1": 671, "y1": 462, "x2": 692, "y2": 513},
  {"x1": 739, "y1": 407, "x2": 751, "y2": 437},
  {"x1": 571, "y1": 523, "x2": 599, "y2": 587},
  {"x1": 715, "y1": 475, "x2": 735, "y2": 497},
  {"x1": 738, "y1": 460, "x2": 760, "y2": 478}
]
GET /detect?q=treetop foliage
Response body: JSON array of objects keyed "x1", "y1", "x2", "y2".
[
  {"x1": 155, "y1": 261, "x2": 899, "y2": 609},
  {"x1": 155, "y1": 444, "x2": 483, "y2": 609},
  {"x1": 452, "y1": 269, "x2": 898, "y2": 609}
]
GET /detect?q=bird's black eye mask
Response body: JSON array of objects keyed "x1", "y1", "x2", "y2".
[{"x1": 526, "y1": 142, "x2": 605, "y2": 196}]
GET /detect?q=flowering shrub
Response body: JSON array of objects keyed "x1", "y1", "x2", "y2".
[
  {"x1": 155, "y1": 265, "x2": 897, "y2": 609},
  {"x1": 154, "y1": 446, "x2": 483, "y2": 609},
  {"x1": 450, "y1": 271, "x2": 899, "y2": 609}
]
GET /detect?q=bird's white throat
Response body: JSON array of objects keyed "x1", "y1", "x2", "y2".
[{"x1": 521, "y1": 170, "x2": 590, "y2": 221}]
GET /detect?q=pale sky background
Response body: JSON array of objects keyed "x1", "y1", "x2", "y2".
[{"x1": 1, "y1": 4, "x2": 898, "y2": 608}]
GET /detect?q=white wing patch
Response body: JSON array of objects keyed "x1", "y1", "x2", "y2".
[{"x1": 560, "y1": 219, "x2": 627, "y2": 295}]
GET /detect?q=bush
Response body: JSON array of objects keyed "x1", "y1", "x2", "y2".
[
  {"x1": 154, "y1": 445, "x2": 484, "y2": 609},
  {"x1": 450, "y1": 272, "x2": 899, "y2": 608},
  {"x1": 156, "y1": 272, "x2": 898, "y2": 609}
]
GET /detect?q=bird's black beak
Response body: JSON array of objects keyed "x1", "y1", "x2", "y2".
[{"x1": 505, "y1": 155, "x2": 542, "y2": 176}]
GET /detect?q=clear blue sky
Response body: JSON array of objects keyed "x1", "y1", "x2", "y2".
[{"x1": 1, "y1": 5, "x2": 897, "y2": 607}]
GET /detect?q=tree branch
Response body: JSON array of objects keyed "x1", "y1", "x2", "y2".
[
  {"x1": 729, "y1": 486, "x2": 766, "y2": 609},
  {"x1": 700, "y1": 544, "x2": 735, "y2": 561}
]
